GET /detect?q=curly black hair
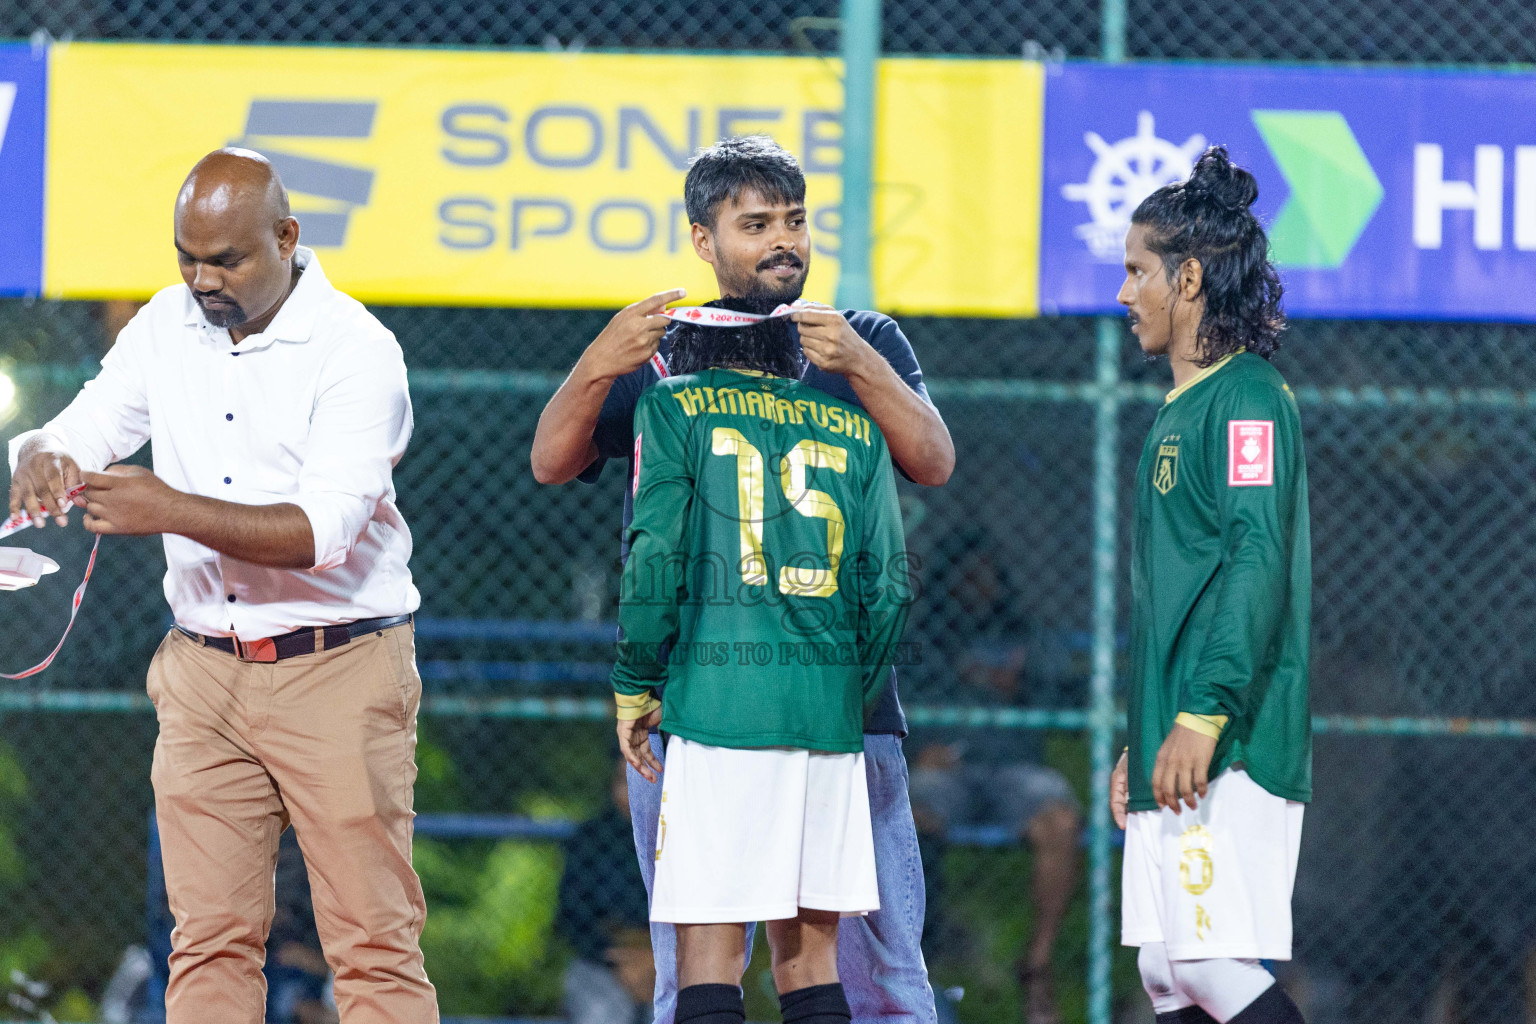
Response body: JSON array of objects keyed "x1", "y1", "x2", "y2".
[
  {"x1": 1131, "y1": 146, "x2": 1285, "y2": 365},
  {"x1": 667, "y1": 296, "x2": 806, "y2": 379}
]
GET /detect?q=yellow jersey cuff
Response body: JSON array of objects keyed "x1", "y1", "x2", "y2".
[
  {"x1": 615, "y1": 692, "x2": 662, "y2": 721},
  {"x1": 1175, "y1": 712, "x2": 1228, "y2": 740}
]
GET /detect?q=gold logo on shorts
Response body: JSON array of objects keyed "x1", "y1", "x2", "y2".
[
  {"x1": 1179, "y1": 824, "x2": 1214, "y2": 895},
  {"x1": 655, "y1": 789, "x2": 668, "y2": 861},
  {"x1": 1195, "y1": 904, "x2": 1212, "y2": 941},
  {"x1": 1154, "y1": 444, "x2": 1179, "y2": 495}
]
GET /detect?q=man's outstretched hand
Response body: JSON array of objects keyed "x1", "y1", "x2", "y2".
[
  {"x1": 1151, "y1": 722, "x2": 1218, "y2": 812},
  {"x1": 1110, "y1": 749, "x2": 1129, "y2": 829},
  {"x1": 9, "y1": 435, "x2": 85, "y2": 527},
  {"x1": 790, "y1": 303, "x2": 879, "y2": 379},
  {"x1": 80, "y1": 465, "x2": 181, "y2": 536},
  {"x1": 581, "y1": 288, "x2": 687, "y2": 382},
  {"x1": 617, "y1": 707, "x2": 664, "y2": 783}
]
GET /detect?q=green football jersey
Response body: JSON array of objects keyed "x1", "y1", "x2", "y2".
[
  {"x1": 611, "y1": 367, "x2": 911, "y2": 753},
  {"x1": 1128, "y1": 351, "x2": 1313, "y2": 811}
]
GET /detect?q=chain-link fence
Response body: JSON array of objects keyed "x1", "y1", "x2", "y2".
[
  {"x1": 3, "y1": 1, "x2": 1536, "y2": 1022},
  {"x1": 5, "y1": 308, "x2": 1535, "y2": 1024},
  {"x1": 12, "y1": 0, "x2": 1536, "y2": 61}
]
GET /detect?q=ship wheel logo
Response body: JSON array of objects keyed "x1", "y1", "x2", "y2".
[{"x1": 1062, "y1": 111, "x2": 1207, "y2": 261}]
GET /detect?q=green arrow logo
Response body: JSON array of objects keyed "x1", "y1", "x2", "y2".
[{"x1": 1251, "y1": 110, "x2": 1382, "y2": 269}]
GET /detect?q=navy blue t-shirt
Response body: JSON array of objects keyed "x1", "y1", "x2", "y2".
[{"x1": 580, "y1": 309, "x2": 927, "y2": 736}]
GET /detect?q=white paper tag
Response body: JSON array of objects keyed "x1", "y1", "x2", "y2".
[{"x1": 0, "y1": 548, "x2": 60, "y2": 592}]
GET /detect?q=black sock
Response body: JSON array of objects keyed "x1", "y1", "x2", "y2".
[
  {"x1": 1156, "y1": 1008, "x2": 1217, "y2": 1024},
  {"x1": 1228, "y1": 984, "x2": 1306, "y2": 1024},
  {"x1": 676, "y1": 983, "x2": 745, "y2": 1024},
  {"x1": 778, "y1": 982, "x2": 852, "y2": 1024}
]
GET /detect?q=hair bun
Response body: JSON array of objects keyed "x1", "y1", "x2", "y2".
[{"x1": 1185, "y1": 146, "x2": 1259, "y2": 212}]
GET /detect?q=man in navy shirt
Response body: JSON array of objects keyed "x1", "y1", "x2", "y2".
[{"x1": 532, "y1": 135, "x2": 954, "y2": 1024}]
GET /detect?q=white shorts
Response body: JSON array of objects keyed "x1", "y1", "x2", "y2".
[
  {"x1": 650, "y1": 735, "x2": 879, "y2": 924},
  {"x1": 1121, "y1": 767, "x2": 1304, "y2": 961}
]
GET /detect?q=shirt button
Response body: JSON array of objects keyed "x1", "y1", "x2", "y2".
[
  {"x1": 225, "y1": 413, "x2": 234, "y2": 421},
  {"x1": 227, "y1": 594, "x2": 236, "y2": 603},
  {"x1": 223, "y1": 477, "x2": 232, "y2": 484},
  {"x1": 231, "y1": 352, "x2": 240, "y2": 357}
]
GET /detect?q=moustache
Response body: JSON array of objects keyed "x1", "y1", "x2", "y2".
[{"x1": 756, "y1": 254, "x2": 804, "y2": 272}]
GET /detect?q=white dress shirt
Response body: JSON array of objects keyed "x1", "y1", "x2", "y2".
[{"x1": 7, "y1": 248, "x2": 419, "y2": 640}]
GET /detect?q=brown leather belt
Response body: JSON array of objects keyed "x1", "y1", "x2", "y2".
[{"x1": 176, "y1": 614, "x2": 413, "y2": 663}]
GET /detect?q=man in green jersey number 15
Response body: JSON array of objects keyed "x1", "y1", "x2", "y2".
[
  {"x1": 1110, "y1": 147, "x2": 1313, "y2": 1024},
  {"x1": 611, "y1": 309, "x2": 913, "y2": 1024}
]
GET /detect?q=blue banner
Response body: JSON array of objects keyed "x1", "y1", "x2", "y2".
[
  {"x1": 0, "y1": 43, "x2": 45, "y2": 297},
  {"x1": 1042, "y1": 63, "x2": 1536, "y2": 321}
]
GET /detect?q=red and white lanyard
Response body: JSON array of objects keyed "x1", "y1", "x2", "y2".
[
  {"x1": 0, "y1": 484, "x2": 99, "y2": 680},
  {"x1": 0, "y1": 483, "x2": 87, "y2": 541},
  {"x1": 656, "y1": 302, "x2": 800, "y2": 328},
  {"x1": 649, "y1": 302, "x2": 804, "y2": 380}
]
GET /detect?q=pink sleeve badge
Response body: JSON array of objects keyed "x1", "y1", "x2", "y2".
[{"x1": 1227, "y1": 420, "x2": 1274, "y2": 486}]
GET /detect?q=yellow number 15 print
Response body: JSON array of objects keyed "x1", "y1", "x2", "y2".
[{"x1": 711, "y1": 427, "x2": 848, "y2": 598}]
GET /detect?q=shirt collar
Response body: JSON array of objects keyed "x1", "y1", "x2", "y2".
[
  {"x1": 710, "y1": 367, "x2": 782, "y2": 379},
  {"x1": 1165, "y1": 348, "x2": 1244, "y2": 404},
  {"x1": 182, "y1": 246, "x2": 328, "y2": 349}
]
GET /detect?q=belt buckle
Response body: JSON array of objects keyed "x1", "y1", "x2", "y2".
[{"x1": 235, "y1": 637, "x2": 278, "y2": 663}]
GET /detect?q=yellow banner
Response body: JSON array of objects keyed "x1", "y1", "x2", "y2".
[{"x1": 46, "y1": 44, "x2": 1040, "y2": 315}]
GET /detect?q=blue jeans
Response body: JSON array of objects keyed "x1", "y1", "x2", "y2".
[{"x1": 628, "y1": 732, "x2": 938, "y2": 1024}]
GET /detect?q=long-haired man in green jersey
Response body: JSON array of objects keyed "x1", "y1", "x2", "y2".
[{"x1": 1110, "y1": 146, "x2": 1312, "y2": 1024}]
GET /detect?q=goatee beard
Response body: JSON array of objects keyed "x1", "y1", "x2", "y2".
[
  {"x1": 717, "y1": 276, "x2": 805, "y2": 308},
  {"x1": 197, "y1": 299, "x2": 247, "y2": 328},
  {"x1": 751, "y1": 277, "x2": 805, "y2": 304},
  {"x1": 726, "y1": 257, "x2": 806, "y2": 305},
  {"x1": 713, "y1": 293, "x2": 797, "y2": 316}
]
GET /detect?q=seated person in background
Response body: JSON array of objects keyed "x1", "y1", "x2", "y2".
[
  {"x1": 557, "y1": 759, "x2": 656, "y2": 1024},
  {"x1": 612, "y1": 304, "x2": 912, "y2": 1024},
  {"x1": 907, "y1": 529, "x2": 1081, "y2": 1024}
]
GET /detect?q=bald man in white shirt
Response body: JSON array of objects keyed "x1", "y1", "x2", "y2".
[{"x1": 6, "y1": 149, "x2": 436, "y2": 1024}]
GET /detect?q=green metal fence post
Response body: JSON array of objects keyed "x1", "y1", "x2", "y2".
[
  {"x1": 1101, "y1": 0, "x2": 1126, "y2": 61},
  {"x1": 835, "y1": 0, "x2": 879, "y2": 310},
  {"x1": 1089, "y1": 3, "x2": 1127, "y2": 1023},
  {"x1": 1088, "y1": 317, "x2": 1122, "y2": 1024}
]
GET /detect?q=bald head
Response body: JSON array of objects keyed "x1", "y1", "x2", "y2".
[
  {"x1": 176, "y1": 148, "x2": 290, "y2": 224},
  {"x1": 174, "y1": 148, "x2": 301, "y2": 336}
]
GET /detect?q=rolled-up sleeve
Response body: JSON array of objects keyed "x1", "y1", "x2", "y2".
[
  {"x1": 8, "y1": 312, "x2": 153, "y2": 475},
  {"x1": 290, "y1": 334, "x2": 413, "y2": 571}
]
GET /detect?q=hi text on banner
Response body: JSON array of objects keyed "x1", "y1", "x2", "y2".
[{"x1": 1042, "y1": 62, "x2": 1536, "y2": 321}]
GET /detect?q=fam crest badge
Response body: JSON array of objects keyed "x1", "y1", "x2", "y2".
[{"x1": 1155, "y1": 442, "x2": 1179, "y2": 495}]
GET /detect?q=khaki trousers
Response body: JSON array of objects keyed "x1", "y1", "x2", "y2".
[{"x1": 147, "y1": 624, "x2": 438, "y2": 1024}]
